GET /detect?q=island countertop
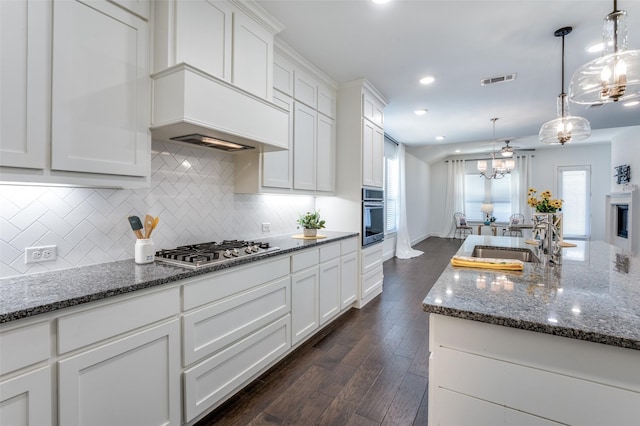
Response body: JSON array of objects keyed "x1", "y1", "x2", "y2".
[
  {"x1": 0, "y1": 231, "x2": 359, "y2": 324},
  {"x1": 422, "y1": 235, "x2": 640, "y2": 350}
]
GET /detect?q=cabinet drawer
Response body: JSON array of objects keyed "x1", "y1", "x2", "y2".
[
  {"x1": 58, "y1": 287, "x2": 179, "y2": 354},
  {"x1": 362, "y1": 265, "x2": 384, "y2": 299},
  {"x1": 341, "y1": 237, "x2": 358, "y2": 255},
  {"x1": 319, "y1": 243, "x2": 340, "y2": 263},
  {"x1": 183, "y1": 257, "x2": 289, "y2": 311},
  {"x1": 183, "y1": 315, "x2": 290, "y2": 422},
  {"x1": 183, "y1": 276, "x2": 290, "y2": 366},
  {"x1": 291, "y1": 248, "x2": 319, "y2": 273},
  {"x1": 361, "y1": 243, "x2": 383, "y2": 274},
  {"x1": 0, "y1": 321, "x2": 50, "y2": 375}
]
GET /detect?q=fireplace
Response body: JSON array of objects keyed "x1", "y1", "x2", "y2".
[
  {"x1": 606, "y1": 190, "x2": 638, "y2": 254},
  {"x1": 616, "y1": 205, "x2": 628, "y2": 238}
]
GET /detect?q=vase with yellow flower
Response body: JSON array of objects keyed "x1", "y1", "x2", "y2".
[{"x1": 528, "y1": 189, "x2": 563, "y2": 258}]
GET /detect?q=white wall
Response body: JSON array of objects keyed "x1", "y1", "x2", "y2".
[
  {"x1": 427, "y1": 160, "x2": 449, "y2": 237},
  {"x1": 610, "y1": 125, "x2": 640, "y2": 192},
  {"x1": 0, "y1": 140, "x2": 314, "y2": 278},
  {"x1": 532, "y1": 143, "x2": 610, "y2": 241}
]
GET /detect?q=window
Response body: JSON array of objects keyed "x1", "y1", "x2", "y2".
[
  {"x1": 384, "y1": 137, "x2": 399, "y2": 233},
  {"x1": 558, "y1": 166, "x2": 590, "y2": 239},
  {"x1": 463, "y1": 162, "x2": 512, "y2": 222}
]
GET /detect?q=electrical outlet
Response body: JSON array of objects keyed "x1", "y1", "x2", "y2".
[
  {"x1": 25, "y1": 245, "x2": 57, "y2": 264},
  {"x1": 262, "y1": 222, "x2": 271, "y2": 233}
]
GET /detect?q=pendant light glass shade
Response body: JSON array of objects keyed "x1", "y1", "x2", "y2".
[
  {"x1": 569, "y1": 3, "x2": 640, "y2": 104},
  {"x1": 539, "y1": 94, "x2": 592, "y2": 145},
  {"x1": 539, "y1": 27, "x2": 591, "y2": 145}
]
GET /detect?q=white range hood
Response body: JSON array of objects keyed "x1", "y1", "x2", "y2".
[{"x1": 150, "y1": 64, "x2": 289, "y2": 152}]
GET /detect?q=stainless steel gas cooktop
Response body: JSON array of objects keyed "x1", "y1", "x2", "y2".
[{"x1": 154, "y1": 240, "x2": 279, "y2": 269}]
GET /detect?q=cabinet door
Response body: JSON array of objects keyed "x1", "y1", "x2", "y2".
[
  {"x1": 174, "y1": 0, "x2": 232, "y2": 80},
  {"x1": 363, "y1": 92, "x2": 384, "y2": 127},
  {"x1": 58, "y1": 320, "x2": 180, "y2": 426},
  {"x1": 232, "y1": 10, "x2": 273, "y2": 99},
  {"x1": 293, "y1": 102, "x2": 316, "y2": 191},
  {"x1": 294, "y1": 69, "x2": 317, "y2": 108},
  {"x1": 0, "y1": 0, "x2": 48, "y2": 169},
  {"x1": 291, "y1": 267, "x2": 319, "y2": 345},
  {"x1": 273, "y1": 51, "x2": 294, "y2": 97},
  {"x1": 363, "y1": 120, "x2": 384, "y2": 188},
  {"x1": 51, "y1": 0, "x2": 149, "y2": 177},
  {"x1": 340, "y1": 252, "x2": 358, "y2": 309},
  {"x1": 372, "y1": 125, "x2": 384, "y2": 187},
  {"x1": 316, "y1": 114, "x2": 335, "y2": 192},
  {"x1": 319, "y1": 258, "x2": 340, "y2": 325},
  {"x1": 263, "y1": 92, "x2": 293, "y2": 189},
  {"x1": 0, "y1": 367, "x2": 51, "y2": 426},
  {"x1": 317, "y1": 84, "x2": 336, "y2": 119}
]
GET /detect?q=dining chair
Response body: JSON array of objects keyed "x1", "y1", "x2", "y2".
[{"x1": 454, "y1": 212, "x2": 473, "y2": 239}]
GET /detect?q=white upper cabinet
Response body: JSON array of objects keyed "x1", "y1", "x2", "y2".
[
  {"x1": 273, "y1": 51, "x2": 294, "y2": 96},
  {"x1": 0, "y1": 0, "x2": 151, "y2": 187},
  {"x1": 171, "y1": 0, "x2": 233, "y2": 81},
  {"x1": 262, "y1": 92, "x2": 293, "y2": 189},
  {"x1": 294, "y1": 69, "x2": 318, "y2": 109},
  {"x1": 51, "y1": 0, "x2": 149, "y2": 177},
  {"x1": 363, "y1": 91, "x2": 384, "y2": 128},
  {"x1": 232, "y1": 11, "x2": 273, "y2": 99},
  {"x1": 0, "y1": 0, "x2": 48, "y2": 170},
  {"x1": 316, "y1": 114, "x2": 336, "y2": 192},
  {"x1": 293, "y1": 101, "x2": 317, "y2": 191},
  {"x1": 154, "y1": 0, "x2": 283, "y2": 100}
]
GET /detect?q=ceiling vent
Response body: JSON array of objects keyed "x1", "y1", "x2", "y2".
[{"x1": 481, "y1": 73, "x2": 517, "y2": 86}]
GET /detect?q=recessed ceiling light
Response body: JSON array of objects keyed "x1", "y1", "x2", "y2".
[
  {"x1": 371, "y1": 0, "x2": 391, "y2": 4},
  {"x1": 454, "y1": 149, "x2": 461, "y2": 153},
  {"x1": 623, "y1": 100, "x2": 640, "y2": 107},
  {"x1": 414, "y1": 109, "x2": 428, "y2": 116},
  {"x1": 419, "y1": 76, "x2": 435, "y2": 85},
  {"x1": 435, "y1": 136, "x2": 445, "y2": 141}
]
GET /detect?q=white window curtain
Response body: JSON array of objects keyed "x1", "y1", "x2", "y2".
[
  {"x1": 443, "y1": 159, "x2": 466, "y2": 238},
  {"x1": 395, "y1": 143, "x2": 423, "y2": 259},
  {"x1": 384, "y1": 138, "x2": 399, "y2": 233},
  {"x1": 510, "y1": 155, "x2": 533, "y2": 224}
]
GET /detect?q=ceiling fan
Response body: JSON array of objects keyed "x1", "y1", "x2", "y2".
[{"x1": 500, "y1": 139, "x2": 519, "y2": 157}]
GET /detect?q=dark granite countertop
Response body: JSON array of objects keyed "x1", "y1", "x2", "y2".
[
  {"x1": 423, "y1": 235, "x2": 640, "y2": 350},
  {"x1": 0, "y1": 231, "x2": 359, "y2": 324}
]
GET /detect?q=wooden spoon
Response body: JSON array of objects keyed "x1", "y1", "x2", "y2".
[
  {"x1": 144, "y1": 214, "x2": 154, "y2": 239},
  {"x1": 147, "y1": 216, "x2": 160, "y2": 238}
]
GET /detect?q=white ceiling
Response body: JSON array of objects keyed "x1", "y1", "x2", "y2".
[{"x1": 256, "y1": 0, "x2": 640, "y2": 161}]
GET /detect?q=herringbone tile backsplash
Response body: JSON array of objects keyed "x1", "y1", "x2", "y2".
[{"x1": 0, "y1": 141, "x2": 314, "y2": 278}]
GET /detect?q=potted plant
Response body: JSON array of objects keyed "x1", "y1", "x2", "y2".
[{"x1": 297, "y1": 210, "x2": 326, "y2": 237}]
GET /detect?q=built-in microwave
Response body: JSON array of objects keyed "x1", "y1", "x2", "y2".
[{"x1": 362, "y1": 188, "x2": 384, "y2": 247}]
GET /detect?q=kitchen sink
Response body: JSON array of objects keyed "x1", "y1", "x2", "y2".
[{"x1": 471, "y1": 246, "x2": 540, "y2": 263}]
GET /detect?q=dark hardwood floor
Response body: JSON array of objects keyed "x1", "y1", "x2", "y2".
[{"x1": 196, "y1": 237, "x2": 463, "y2": 426}]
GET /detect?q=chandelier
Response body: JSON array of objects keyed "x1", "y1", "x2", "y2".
[
  {"x1": 539, "y1": 27, "x2": 591, "y2": 145},
  {"x1": 478, "y1": 118, "x2": 515, "y2": 180},
  {"x1": 569, "y1": 0, "x2": 640, "y2": 104}
]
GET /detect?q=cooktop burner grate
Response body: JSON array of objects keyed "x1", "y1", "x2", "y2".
[{"x1": 154, "y1": 240, "x2": 278, "y2": 269}]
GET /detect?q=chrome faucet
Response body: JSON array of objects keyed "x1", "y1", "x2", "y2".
[{"x1": 533, "y1": 217, "x2": 562, "y2": 265}]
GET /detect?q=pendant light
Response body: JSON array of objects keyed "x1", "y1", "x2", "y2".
[
  {"x1": 569, "y1": 0, "x2": 640, "y2": 104},
  {"x1": 539, "y1": 27, "x2": 591, "y2": 145},
  {"x1": 478, "y1": 118, "x2": 515, "y2": 180}
]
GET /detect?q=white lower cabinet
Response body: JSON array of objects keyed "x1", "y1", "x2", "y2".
[
  {"x1": 0, "y1": 321, "x2": 52, "y2": 426},
  {"x1": 183, "y1": 315, "x2": 290, "y2": 422},
  {"x1": 319, "y1": 243, "x2": 341, "y2": 326},
  {"x1": 291, "y1": 266, "x2": 320, "y2": 345},
  {"x1": 359, "y1": 243, "x2": 384, "y2": 306},
  {"x1": 58, "y1": 319, "x2": 181, "y2": 426},
  {"x1": 0, "y1": 367, "x2": 51, "y2": 426},
  {"x1": 340, "y1": 251, "x2": 358, "y2": 309}
]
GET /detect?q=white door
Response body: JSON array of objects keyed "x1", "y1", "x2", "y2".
[
  {"x1": 558, "y1": 166, "x2": 591, "y2": 239},
  {"x1": 0, "y1": 367, "x2": 51, "y2": 426},
  {"x1": 340, "y1": 252, "x2": 358, "y2": 309}
]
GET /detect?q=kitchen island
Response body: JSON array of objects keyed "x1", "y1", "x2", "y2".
[{"x1": 423, "y1": 235, "x2": 640, "y2": 425}]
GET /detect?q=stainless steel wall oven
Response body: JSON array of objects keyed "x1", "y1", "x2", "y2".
[{"x1": 362, "y1": 188, "x2": 384, "y2": 247}]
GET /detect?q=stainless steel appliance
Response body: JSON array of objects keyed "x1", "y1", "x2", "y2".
[
  {"x1": 362, "y1": 188, "x2": 384, "y2": 247},
  {"x1": 155, "y1": 240, "x2": 279, "y2": 269}
]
